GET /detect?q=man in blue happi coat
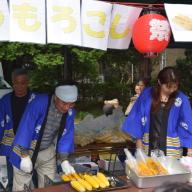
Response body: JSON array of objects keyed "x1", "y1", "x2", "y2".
[
  {"x1": 0, "y1": 68, "x2": 34, "y2": 191},
  {"x1": 5, "y1": 82, "x2": 78, "y2": 191}
]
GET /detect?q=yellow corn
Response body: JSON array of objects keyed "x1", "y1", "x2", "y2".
[
  {"x1": 92, "y1": 175, "x2": 106, "y2": 188},
  {"x1": 70, "y1": 180, "x2": 86, "y2": 192},
  {"x1": 97, "y1": 172, "x2": 110, "y2": 187},
  {"x1": 77, "y1": 178, "x2": 92, "y2": 191},
  {"x1": 78, "y1": 173, "x2": 85, "y2": 180},
  {"x1": 83, "y1": 174, "x2": 99, "y2": 189},
  {"x1": 72, "y1": 173, "x2": 82, "y2": 180},
  {"x1": 68, "y1": 174, "x2": 76, "y2": 181},
  {"x1": 61, "y1": 174, "x2": 70, "y2": 182}
]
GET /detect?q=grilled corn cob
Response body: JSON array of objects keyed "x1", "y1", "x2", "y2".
[
  {"x1": 83, "y1": 174, "x2": 99, "y2": 189},
  {"x1": 70, "y1": 180, "x2": 86, "y2": 192},
  {"x1": 92, "y1": 175, "x2": 106, "y2": 188},
  {"x1": 78, "y1": 178, "x2": 92, "y2": 191},
  {"x1": 61, "y1": 174, "x2": 70, "y2": 182},
  {"x1": 97, "y1": 172, "x2": 110, "y2": 187}
]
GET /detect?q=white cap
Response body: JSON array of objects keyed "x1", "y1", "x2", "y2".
[{"x1": 55, "y1": 85, "x2": 78, "y2": 102}]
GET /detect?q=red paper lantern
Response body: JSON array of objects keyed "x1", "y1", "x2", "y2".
[{"x1": 132, "y1": 13, "x2": 171, "y2": 58}]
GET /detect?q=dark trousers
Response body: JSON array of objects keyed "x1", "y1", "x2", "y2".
[
  {"x1": 32, "y1": 170, "x2": 38, "y2": 188},
  {"x1": 6, "y1": 157, "x2": 13, "y2": 192}
]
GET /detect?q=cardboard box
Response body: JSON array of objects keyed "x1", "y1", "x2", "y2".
[
  {"x1": 74, "y1": 156, "x2": 91, "y2": 163},
  {"x1": 74, "y1": 162, "x2": 99, "y2": 174},
  {"x1": 98, "y1": 159, "x2": 124, "y2": 171}
]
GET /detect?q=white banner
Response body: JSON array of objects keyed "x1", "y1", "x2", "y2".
[
  {"x1": 47, "y1": 0, "x2": 81, "y2": 46},
  {"x1": 165, "y1": 3, "x2": 192, "y2": 42},
  {"x1": 0, "y1": 0, "x2": 9, "y2": 41},
  {"x1": 9, "y1": 0, "x2": 46, "y2": 44},
  {"x1": 81, "y1": 0, "x2": 112, "y2": 50},
  {"x1": 108, "y1": 5, "x2": 142, "y2": 49}
]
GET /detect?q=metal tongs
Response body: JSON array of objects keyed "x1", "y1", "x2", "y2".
[{"x1": 109, "y1": 176, "x2": 117, "y2": 187}]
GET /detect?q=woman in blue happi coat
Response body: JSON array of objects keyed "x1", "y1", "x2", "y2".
[
  {"x1": 122, "y1": 67, "x2": 192, "y2": 158},
  {"x1": 7, "y1": 83, "x2": 78, "y2": 191}
]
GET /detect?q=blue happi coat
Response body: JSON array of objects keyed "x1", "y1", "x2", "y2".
[
  {"x1": 6, "y1": 94, "x2": 75, "y2": 169},
  {"x1": 0, "y1": 92, "x2": 35, "y2": 157},
  {"x1": 122, "y1": 87, "x2": 192, "y2": 158}
]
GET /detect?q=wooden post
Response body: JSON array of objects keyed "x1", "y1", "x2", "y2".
[
  {"x1": 62, "y1": 46, "x2": 72, "y2": 81},
  {"x1": 139, "y1": 57, "x2": 152, "y2": 83}
]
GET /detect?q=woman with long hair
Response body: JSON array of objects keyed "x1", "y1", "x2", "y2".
[
  {"x1": 124, "y1": 78, "x2": 149, "y2": 116},
  {"x1": 122, "y1": 67, "x2": 192, "y2": 158}
]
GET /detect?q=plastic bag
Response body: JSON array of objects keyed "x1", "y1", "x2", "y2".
[
  {"x1": 124, "y1": 148, "x2": 138, "y2": 173},
  {"x1": 74, "y1": 106, "x2": 127, "y2": 146},
  {"x1": 135, "y1": 149, "x2": 168, "y2": 176},
  {"x1": 180, "y1": 156, "x2": 192, "y2": 172},
  {"x1": 74, "y1": 115, "x2": 96, "y2": 146},
  {"x1": 180, "y1": 156, "x2": 192, "y2": 182}
]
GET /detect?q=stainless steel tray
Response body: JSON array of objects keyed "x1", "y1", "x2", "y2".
[{"x1": 125, "y1": 157, "x2": 191, "y2": 188}]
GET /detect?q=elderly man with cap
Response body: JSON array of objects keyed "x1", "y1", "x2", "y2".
[
  {"x1": 7, "y1": 83, "x2": 78, "y2": 191},
  {"x1": 0, "y1": 68, "x2": 34, "y2": 191}
]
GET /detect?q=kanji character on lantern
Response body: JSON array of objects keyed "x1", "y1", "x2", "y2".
[{"x1": 132, "y1": 13, "x2": 171, "y2": 58}]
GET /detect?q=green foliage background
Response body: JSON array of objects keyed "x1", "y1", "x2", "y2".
[
  {"x1": 0, "y1": 42, "x2": 141, "y2": 101},
  {"x1": 2, "y1": 43, "x2": 190, "y2": 117},
  {"x1": 175, "y1": 49, "x2": 192, "y2": 97}
]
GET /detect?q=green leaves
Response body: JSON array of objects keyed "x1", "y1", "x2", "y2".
[
  {"x1": 29, "y1": 65, "x2": 61, "y2": 92},
  {"x1": 72, "y1": 48, "x2": 105, "y2": 81},
  {"x1": 0, "y1": 42, "x2": 24, "y2": 61},
  {"x1": 33, "y1": 53, "x2": 64, "y2": 68},
  {"x1": 176, "y1": 49, "x2": 192, "y2": 96},
  {"x1": 0, "y1": 42, "x2": 141, "y2": 105}
]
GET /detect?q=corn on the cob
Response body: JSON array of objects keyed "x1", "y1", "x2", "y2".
[
  {"x1": 61, "y1": 174, "x2": 70, "y2": 182},
  {"x1": 97, "y1": 172, "x2": 110, "y2": 187},
  {"x1": 77, "y1": 178, "x2": 92, "y2": 191},
  {"x1": 70, "y1": 180, "x2": 86, "y2": 192},
  {"x1": 68, "y1": 174, "x2": 76, "y2": 181},
  {"x1": 83, "y1": 174, "x2": 99, "y2": 189},
  {"x1": 72, "y1": 173, "x2": 82, "y2": 180},
  {"x1": 92, "y1": 175, "x2": 106, "y2": 188}
]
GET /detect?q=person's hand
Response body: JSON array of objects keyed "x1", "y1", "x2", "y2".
[
  {"x1": 20, "y1": 156, "x2": 33, "y2": 173},
  {"x1": 61, "y1": 160, "x2": 75, "y2": 174},
  {"x1": 104, "y1": 99, "x2": 119, "y2": 108},
  {"x1": 187, "y1": 148, "x2": 192, "y2": 157}
]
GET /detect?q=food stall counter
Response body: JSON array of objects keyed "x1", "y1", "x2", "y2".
[{"x1": 32, "y1": 181, "x2": 153, "y2": 192}]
